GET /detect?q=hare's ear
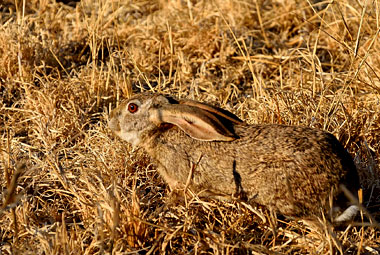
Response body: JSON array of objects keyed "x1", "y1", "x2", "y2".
[
  {"x1": 149, "y1": 105, "x2": 238, "y2": 141},
  {"x1": 179, "y1": 99, "x2": 244, "y2": 125}
]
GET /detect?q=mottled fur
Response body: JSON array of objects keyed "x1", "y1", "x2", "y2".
[{"x1": 109, "y1": 93, "x2": 360, "y2": 218}]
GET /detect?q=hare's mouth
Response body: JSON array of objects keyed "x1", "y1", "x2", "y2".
[{"x1": 118, "y1": 130, "x2": 140, "y2": 147}]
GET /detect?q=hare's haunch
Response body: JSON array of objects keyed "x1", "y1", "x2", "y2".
[{"x1": 109, "y1": 94, "x2": 360, "y2": 222}]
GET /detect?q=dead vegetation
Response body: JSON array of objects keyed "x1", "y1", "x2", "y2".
[{"x1": 0, "y1": 0, "x2": 379, "y2": 254}]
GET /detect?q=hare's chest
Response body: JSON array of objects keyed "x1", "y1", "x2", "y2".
[
  {"x1": 150, "y1": 143, "x2": 229, "y2": 188},
  {"x1": 148, "y1": 142, "x2": 192, "y2": 182}
]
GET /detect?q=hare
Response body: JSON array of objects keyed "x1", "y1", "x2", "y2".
[{"x1": 109, "y1": 93, "x2": 360, "y2": 222}]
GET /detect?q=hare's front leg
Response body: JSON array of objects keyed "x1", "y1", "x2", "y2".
[
  {"x1": 156, "y1": 164, "x2": 182, "y2": 191},
  {"x1": 157, "y1": 164, "x2": 195, "y2": 205}
]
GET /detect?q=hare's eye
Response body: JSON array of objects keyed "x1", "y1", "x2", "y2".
[{"x1": 128, "y1": 103, "x2": 138, "y2": 113}]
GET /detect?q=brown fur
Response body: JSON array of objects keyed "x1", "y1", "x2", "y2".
[{"x1": 109, "y1": 93, "x2": 360, "y2": 218}]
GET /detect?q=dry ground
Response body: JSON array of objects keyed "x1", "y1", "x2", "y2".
[{"x1": 1, "y1": 0, "x2": 380, "y2": 254}]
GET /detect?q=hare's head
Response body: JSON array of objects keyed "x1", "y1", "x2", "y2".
[
  {"x1": 109, "y1": 93, "x2": 244, "y2": 147},
  {"x1": 109, "y1": 94, "x2": 163, "y2": 146}
]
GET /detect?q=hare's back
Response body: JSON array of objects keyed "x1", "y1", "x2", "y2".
[
  {"x1": 234, "y1": 124, "x2": 356, "y2": 178},
  {"x1": 236, "y1": 124, "x2": 347, "y2": 160}
]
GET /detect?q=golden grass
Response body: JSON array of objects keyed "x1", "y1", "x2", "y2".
[{"x1": 1, "y1": 0, "x2": 379, "y2": 253}]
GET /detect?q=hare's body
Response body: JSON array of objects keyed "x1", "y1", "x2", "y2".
[
  {"x1": 109, "y1": 94, "x2": 360, "y2": 219},
  {"x1": 143, "y1": 124, "x2": 358, "y2": 216}
]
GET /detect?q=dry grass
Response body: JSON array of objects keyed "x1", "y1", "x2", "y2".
[{"x1": 1, "y1": 0, "x2": 379, "y2": 254}]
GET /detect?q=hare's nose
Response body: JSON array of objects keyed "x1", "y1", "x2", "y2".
[{"x1": 108, "y1": 117, "x2": 120, "y2": 132}]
